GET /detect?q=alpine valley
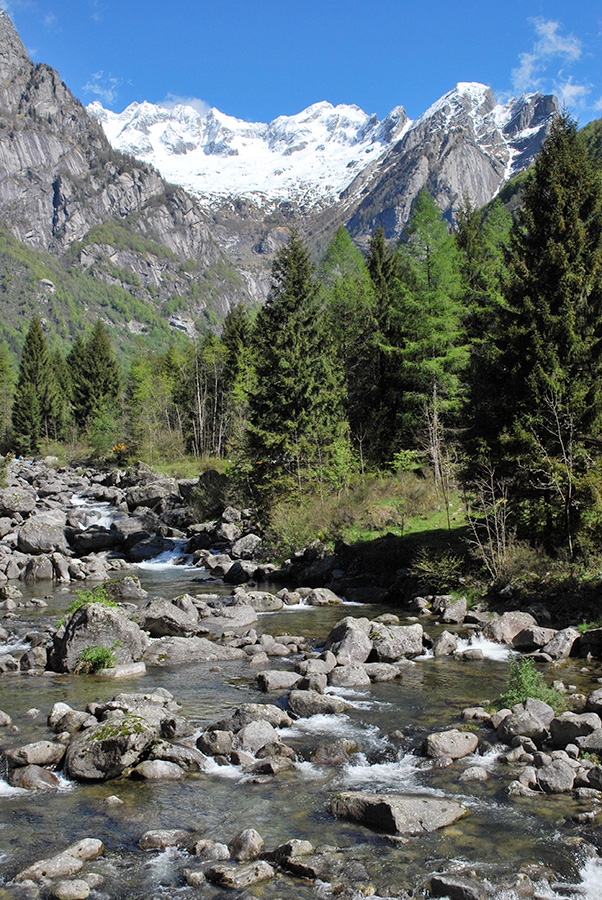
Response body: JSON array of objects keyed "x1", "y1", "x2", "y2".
[{"x1": 0, "y1": 8, "x2": 557, "y2": 354}]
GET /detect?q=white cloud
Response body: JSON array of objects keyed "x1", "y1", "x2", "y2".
[
  {"x1": 160, "y1": 94, "x2": 211, "y2": 116},
  {"x1": 556, "y1": 78, "x2": 591, "y2": 108},
  {"x1": 594, "y1": 96, "x2": 602, "y2": 111},
  {"x1": 82, "y1": 71, "x2": 120, "y2": 106},
  {"x1": 89, "y1": 0, "x2": 106, "y2": 23},
  {"x1": 512, "y1": 18, "x2": 582, "y2": 93}
]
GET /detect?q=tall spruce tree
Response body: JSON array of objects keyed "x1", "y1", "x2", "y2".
[
  {"x1": 474, "y1": 114, "x2": 602, "y2": 553},
  {"x1": 247, "y1": 230, "x2": 350, "y2": 504},
  {"x1": 11, "y1": 316, "x2": 51, "y2": 454},
  {"x1": 68, "y1": 320, "x2": 121, "y2": 430}
]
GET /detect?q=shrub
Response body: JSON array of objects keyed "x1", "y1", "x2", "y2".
[
  {"x1": 74, "y1": 643, "x2": 118, "y2": 674},
  {"x1": 410, "y1": 546, "x2": 464, "y2": 593},
  {"x1": 57, "y1": 584, "x2": 118, "y2": 626},
  {"x1": 499, "y1": 656, "x2": 566, "y2": 714}
]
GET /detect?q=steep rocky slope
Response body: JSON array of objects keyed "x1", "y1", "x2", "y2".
[{"x1": 0, "y1": 10, "x2": 249, "y2": 352}]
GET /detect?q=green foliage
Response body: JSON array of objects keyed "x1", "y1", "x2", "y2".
[
  {"x1": 74, "y1": 643, "x2": 118, "y2": 674},
  {"x1": 499, "y1": 656, "x2": 566, "y2": 713},
  {"x1": 11, "y1": 316, "x2": 51, "y2": 454},
  {"x1": 58, "y1": 584, "x2": 118, "y2": 626},
  {"x1": 410, "y1": 546, "x2": 464, "y2": 593}
]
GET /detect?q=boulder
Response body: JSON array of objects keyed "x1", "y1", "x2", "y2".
[
  {"x1": 432, "y1": 630, "x2": 458, "y2": 657},
  {"x1": 323, "y1": 616, "x2": 373, "y2": 664},
  {"x1": 537, "y1": 758, "x2": 576, "y2": 793},
  {"x1": 330, "y1": 791, "x2": 467, "y2": 834},
  {"x1": 15, "y1": 839, "x2": 103, "y2": 881},
  {"x1": 222, "y1": 560, "x2": 258, "y2": 584},
  {"x1": 430, "y1": 875, "x2": 488, "y2": 900},
  {"x1": 196, "y1": 730, "x2": 234, "y2": 757},
  {"x1": 138, "y1": 598, "x2": 200, "y2": 637},
  {"x1": 228, "y1": 828, "x2": 264, "y2": 861},
  {"x1": 132, "y1": 760, "x2": 184, "y2": 780},
  {"x1": 68, "y1": 527, "x2": 124, "y2": 555},
  {"x1": 256, "y1": 670, "x2": 302, "y2": 692},
  {"x1": 305, "y1": 588, "x2": 344, "y2": 606},
  {"x1": 575, "y1": 628, "x2": 602, "y2": 659},
  {"x1": 438, "y1": 596, "x2": 467, "y2": 624},
  {"x1": 512, "y1": 626, "x2": 558, "y2": 650},
  {"x1": 328, "y1": 665, "x2": 371, "y2": 687},
  {"x1": 205, "y1": 861, "x2": 275, "y2": 889},
  {"x1": 0, "y1": 487, "x2": 36, "y2": 516},
  {"x1": 240, "y1": 590, "x2": 283, "y2": 612},
  {"x1": 139, "y1": 829, "x2": 192, "y2": 850},
  {"x1": 311, "y1": 739, "x2": 357, "y2": 766},
  {"x1": 232, "y1": 720, "x2": 279, "y2": 755},
  {"x1": 49, "y1": 603, "x2": 148, "y2": 673},
  {"x1": 288, "y1": 690, "x2": 352, "y2": 718},
  {"x1": 370, "y1": 622, "x2": 424, "y2": 661},
  {"x1": 485, "y1": 611, "x2": 537, "y2": 644},
  {"x1": 18, "y1": 519, "x2": 68, "y2": 555},
  {"x1": 550, "y1": 712, "x2": 602, "y2": 748},
  {"x1": 213, "y1": 703, "x2": 292, "y2": 732},
  {"x1": 425, "y1": 729, "x2": 479, "y2": 760},
  {"x1": 543, "y1": 627, "x2": 580, "y2": 659},
  {"x1": 231, "y1": 533, "x2": 262, "y2": 559},
  {"x1": 497, "y1": 700, "x2": 554, "y2": 747},
  {"x1": 64, "y1": 715, "x2": 158, "y2": 781},
  {"x1": 125, "y1": 477, "x2": 178, "y2": 511},
  {"x1": 10, "y1": 765, "x2": 62, "y2": 790},
  {"x1": 4, "y1": 740, "x2": 66, "y2": 768},
  {"x1": 50, "y1": 879, "x2": 91, "y2": 900},
  {"x1": 142, "y1": 636, "x2": 245, "y2": 666}
]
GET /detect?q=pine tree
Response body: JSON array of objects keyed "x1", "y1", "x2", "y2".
[
  {"x1": 320, "y1": 226, "x2": 378, "y2": 470},
  {"x1": 0, "y1": 341, "x2": 15, "y2": 449},
  {"x1": 247, "y1": 230, "x2": 350, "y2": 504},
  {"x1": 477, "y1": 114, "x2": 602, "y2": 552},
  {"x1": 11, "y1": 316, "x2": 51, "y2": 454},
  {"x1": 68, "y1": 320, "x2": 121, "y2": 430},
  {"x1": 221, "y1": 303, "x2": 255, "y2": 455}
]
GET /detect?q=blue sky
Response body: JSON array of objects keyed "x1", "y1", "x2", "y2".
[{"x1": 1, "y1": 0, "x2": 601, "y2": 125}]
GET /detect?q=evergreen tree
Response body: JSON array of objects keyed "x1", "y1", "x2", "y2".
[
  {"x1": 247, "y1": 230, "x2": 350, "y2": 504},
  {"x1": 68, "y1": 320, "x2": 121, "y2": 430},
  {"x1": 474, "y1": 114, "x2": 602, "y2": 552},
  {"x1": 0, "y1": 341, "x2": 15, "y2": 449},
  {"x1": 46, "y1": 349, "x2": 73, "y2": 441},
  {"x1": 11, "y1": 316, "x2": 51, "y2": 454},
  {"x1": 221, "y1": 303, "x2": 255, "y2": 455},
  {"x1": 320, "y1": 226, "x2": 378, "y2": 469}
]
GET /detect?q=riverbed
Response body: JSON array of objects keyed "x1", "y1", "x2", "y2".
[{"x1": 1, "y1": 554, "x2": 602, "y2": 899}]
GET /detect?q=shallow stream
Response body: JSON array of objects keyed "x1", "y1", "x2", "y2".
[{"x1": 1, "y1": 552, "x2": 602, "y2": 898}]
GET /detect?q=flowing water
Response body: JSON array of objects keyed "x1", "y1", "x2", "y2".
[{"x1": 0, "y1": 527, "x2": 601, "y2": 897}]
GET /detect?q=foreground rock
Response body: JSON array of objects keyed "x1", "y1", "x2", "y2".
[
  {"x1": 330, "y1": 791, "x2": 467, "y2": 834},
  {"x1": 49, "y1": 603, "x2": 148, "y2": 673}
]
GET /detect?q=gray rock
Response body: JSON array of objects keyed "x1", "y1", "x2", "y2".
[
  {"x1": 132, "y1": 759, "x2": 185, "y2": 780},
  {"x1": 231, "y1": 533, "x2": 262, "y2": 559},
  {"x1": 432, "y1": 630, "x2": 458, "y2": 657},
  {"x1": 305, "y1": 588, "x2": 344, "y2": 606},
  {"x1": 497, "y1": 699, "x2": 555, "y2": 746},
  {"x1": 425, "y1": 729, "x2": 479, "y2": 760},
  {"x1": 288, "y1": 690, "x2": 352, "y2": 717},
  {"x1": 146, "y1": 740, "x2": 208, "y2": 772},
  {"x1": 256, "y1": 670, "x2": 302, "y2": 692},
  {"x1": 0, "y1": 487, "x2": 36, "y2": 516},
  {"x1": 23, "y1": 554, "x2": 55, "y2": 582},
  {"x1": 138, "y1": 829, "x2": 192, "y2": 850},
  {"x1": 205, "y1": 861, "x2": 275, "y2": 889},
  {"x1": 15, "y1": 839, "x2": 103, "y2": 881},
  {"x1": 543, "y1": 627, "x2": 580, "y2": 659},
  {"x1": 20, "y1": 646, "x2": 48, "y2": 670},
  {"x1": 324, "y1": 616, "x2": 373, "y2": 664},
  {"x1": 213, "y1": 703, "x2": 292, "y2": 732},
  {"x1": 64, "y1": 715, "x2": 158, "y2": 781},
  {"x1": 430, "y1": 874, "x2": 487, "y2": 900},
  {"x1": 311, "y1": 738, "x2": 357, "y2": 766},
  {"x1": 142, "y1": 636, "x2": 245, "y2": 666},
  {"x1": 439, "y1": 596, "x2": 467, "y2": 624},
  {"x1": 49, "y1": 603, "x2": 148, "y2": 673},
  {"x1": 228, "y1": 828, "x2": 264, "y2": 861},
  {"x1": 328, "y1": 665, "x2": 371, "y2": 687},
  {"x1": 10, "y1": 764, "x2": 62, "y2": 790},
  {"x1": 191, "y1": 839, "x2": 230, "y2": 860},
  {"x1": 363, "y1": 662, "x2": 404, "y2": 681},
  {"x1": 222, "y1": 560, "x2": 258, "y2": 584},
  {"x1": 330, "y1": 791, "x2": 467, "y2": 834},
  {"x1": 458, "y1": 766, "x2": 489, "y2": 783},
  {"x1": 4, "y1": 740, "x2": 65, "y2": 768},
  {"x1": 18, "y1": 518, "x2": 68, "y2": 555},
  {"x1": 138, "y1": 597, "x2": 200, "y2": 637},
  {"x1": 550, "y1": 712, "x2": 602, "y2": 748},
  {"x1": 240, "y1": 590, "x2": 283, "y2": 611},
  {"x1": 371, "y1": 622, "x2": 424, "y2": 661},
  {"x1": 512, "y1": 626, "x2": 557, "y2": 650},
  {"x1": 485, "y1": 611, "x2": 537, "y2": 644},
  {"x1": 196, "y1": 730, "x2": 234, "y2": 757},
  {"x1": 586, "y1": 687, "x2": 602, "y2": 715},
  {"x1": 232, "y1": 719, "x2": 279, "y2": 755},
  {"x1": 50, "y1": 879, "x2": 90, "y2": 900},
  {"x1": 537, "y1": 758, "x2": 576, "y2": 793}
]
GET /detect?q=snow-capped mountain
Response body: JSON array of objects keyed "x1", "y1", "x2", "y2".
[{"x1": 88, "y1": 82, "x2": 556, "y2": 219}]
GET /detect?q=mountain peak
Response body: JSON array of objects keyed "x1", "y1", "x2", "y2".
[{"x1": 0, "y1": 9, "x2": 32, "y2": 85}]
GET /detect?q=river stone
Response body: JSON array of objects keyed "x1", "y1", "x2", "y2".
[
  {"x1": 542, "y1": 627, "x2": 580, "y2": 660},
  {"x1": 4, "y1": 740, "x2": 66, "y2": 768},
  {"x1": 0, "y1": 487, "x2": 36, "y2": 516},
  {"x1": 256, "y1": 670, "x2": 302, "y2": 692},
  {"x1": 228, "y1": 828, "x2": 264, "y2": 861},
  {"x1": 138, "y1": 597, "x2": 199, "y2": 637},
  {"x1": 20, "y1": 646, "x2": 48, "y2": 670},
  {"x1": 458, "y1": 766, "x2": 489, "y2": 783},
  {"x1": 23, "y1": 554, "x2": 55, "y2": 582},
  {"x1": 430, "y1": 874, "x2": 487, "y2": 900},
  {"x1": 537, "y1": 758, "x2": 576, "y2": 793},
  {"x1": 15, "y1": 840, "x2": 103, "y2": 881},
  {"x1": 432, "y1": 630, "x2": 458, "y2": 657},
  {"x1": 146, "y1": 740, "x2": 209, "y2": 772},
  {"x1": 231, "y1": 533, "x2": 262, "y2": 559},
  {"x1": 363, "y1": 662, "x2": 403, "y2": 681},
  {"x1": 222, "y1": 560, "x2": 258, "y2": 584},
  {"x1": 288, "y1": 690, "x2": 352, "y2": 718},
  {"x1": 64, "y1": 715, "x2": 158, "y2": 781},
  {"x1": 311, "y1": 738, "x2": 357, "y2": 766},
  {"x1": 439, "y1": 596, "x2": 467, "y2": 624},
  {"x1": 497, "y1": 699, "x2": 555, "y2": 746},
  {"x1": 205, "y1": 603, "x2": 258, "y2": 631},
  {"x1": 330, "y1": 791, "x2": 467, "y2": 834},
  {"x1": 425, "y1": 729, "x2": 479, "y2": 760},
  {"x1": 214, "y1": 703, "x2": 293, "y2": 732},
  {"x1": 205, "y1": 861, "x2": 275, "y2": 889},
  {"x1": 10, "y1": 764, "x2": 62, "y2": 790},
  {"x1": 142, "y1": 636, "x2": 245, "y2": 666},
  {"x1": 191, "y1": 839, "x2": 230, "y2": 860},
  {"x1": 370, "y1": 623, "x2": 424, "y2": 661},
  {"x1": 197, "y1": 730, "x2": 234, "y2": 756},
  {"x1": 132, "y1": 759, "x2": 184, "y2": 780},
  {"x1": 125, "y1": 477, "x2": 178, "y2": 511},
  {"x1": 324, "y1": 616, "x2": 373, "y2": 664},
  {"x1": 68, "y1": 526, "x2": 124, "y2": 555},
  {"x1": 138, "y1": 829, "x2": 192, "y2": 850},
  {"x1": 49, "y1": 603, "x2": 148, "y2": 673},
  {"x1": 305, "y1": 588, "x2": 344, "y2": 606},
  {"x1": 50, "y1": 880, "x2": 90, "y2": 900},
  {"x1": 264, "y1": 839, "x2": 314, "y2": 864},
  {"x1": 485, "y1": 611, "x2": 537, "y2": 644},
  {"x1": 586, "y1": 688, "x2": 602, "y2": 715},
  {"x1": 97, "y1": 662, "x2": 147, "y2": 679},
  {"x1": 18, "y1": 518, "x2": 68, "y2": 555},
  {"x1": 328, "y1": 664, "x2": 371, "y2": 687},
  {"x1": 232, "y1": 720, "x2": 279, "y2": 755},
  {"x1": 0, "y1": 709, "x2": 11, "y2": 726},
  {"x1": 512, "y1": 626, "x2": 558, "y2": 650},
  {"x1": 550, "y1": 711, "x2": 602, "y2": 748}
]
